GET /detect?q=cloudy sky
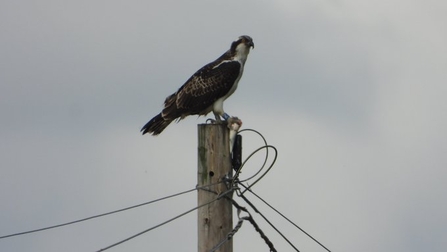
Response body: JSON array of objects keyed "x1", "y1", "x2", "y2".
[{"x1": 1, "y1": 0, "x2": 446, "y2": 251}]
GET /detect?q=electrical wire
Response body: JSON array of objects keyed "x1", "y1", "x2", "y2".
[
  {"x1": 96, "y1": 187, "x2": 235, "y2": 252},
  {"x1": 239, "y1": 144, "x2": 278, "y2": 195},
  {"x1": 238, "y1": 191, "x2": 301, "y2": 252},
  {"x1": 215, "y1": 197, "x2": 278, "y2": 252},
  {"x1": 233, "y1": 128, "x2": 330, "y2": 252},
  {"x1": 231, "y1": 130, "x2": 279, "y2": 199},
  {"x1": 240, "y1": 183, "x2": 332, "y2": 252},
  {"x1": 0, "y1": 182, "x2": 222, "y2": 240},
  {"x1": 1, "y1": 127, "x2": 332, "y2": 252},
  {"x1": 234, "y1": 129, "x2": 270, "y2": 182},
  {"x1": 210, "y1": 214, "x2": 245, "y2": 252}
]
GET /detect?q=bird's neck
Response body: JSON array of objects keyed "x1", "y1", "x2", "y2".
[{"x1": 233, "y1": 45, "x2": 251, "y2": 65}]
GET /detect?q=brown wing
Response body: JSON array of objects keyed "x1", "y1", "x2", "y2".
[{"x1": 162, "y1": 60, "x2": 241, "y2": 119}]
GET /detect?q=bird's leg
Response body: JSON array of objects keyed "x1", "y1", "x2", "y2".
[
  {"x1": 214, "y1": 113, "x2": 222, "y2": 123},
  {"x1": 216, "y1": 113, "x2": 230, "y2": 123},
  {"x1": 208, "y1": 112, "x2": 231, "y2": 124}
]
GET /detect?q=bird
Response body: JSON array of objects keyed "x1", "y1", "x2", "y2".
[{"x1": 141, "y1": 35, "x2": 254, "y2": 136}]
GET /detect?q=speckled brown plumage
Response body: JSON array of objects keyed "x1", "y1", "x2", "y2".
[{"x1": 141, "y1": 35, "x2": 254, "y2": 135}]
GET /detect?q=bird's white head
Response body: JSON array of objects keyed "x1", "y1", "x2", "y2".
[{"x1": 230, "y1": 35, "x2": 254, "y2": 63}]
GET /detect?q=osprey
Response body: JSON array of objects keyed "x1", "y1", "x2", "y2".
[{"x1": 141, "y1": 35, "x2": 254, "y2": 135}]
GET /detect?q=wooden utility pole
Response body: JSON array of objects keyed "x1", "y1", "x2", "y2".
[{"x1": 197, "y1": 124, "x2": 233, "y2": 252}]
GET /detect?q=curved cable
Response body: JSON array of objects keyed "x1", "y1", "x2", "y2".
[
  {"x1": 232, "y1": 128, "x2": 330, "y2": 252},
  {"x1": 233, "y1": 129, "x2": 269, "y2": 182},
  {"x1": 239, "y1": 145, "x2": 278, "y2": 195}
]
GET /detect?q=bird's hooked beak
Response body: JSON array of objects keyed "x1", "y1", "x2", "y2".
[
  {"x1": 242, "y1": 36, "x2": 254, "y2": 48},
  {"x1": 245, "y1": 39, "x2": 255, "y2": 49},
  {"x1": 248, "y1": 41, "x2": 254, "y2": 49}
]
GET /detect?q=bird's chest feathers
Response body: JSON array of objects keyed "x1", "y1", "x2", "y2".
[{"x1": 225, "y1": 46, "x2": 249, "y2": 98}]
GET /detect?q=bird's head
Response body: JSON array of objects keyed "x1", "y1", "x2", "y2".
[{"x1": 230, "y1": 35, "x2": 254, "y2": 62}]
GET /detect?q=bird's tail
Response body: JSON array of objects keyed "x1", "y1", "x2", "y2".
[{"x1": 141, "y1": 113, "x2": 173, "y2": 135}]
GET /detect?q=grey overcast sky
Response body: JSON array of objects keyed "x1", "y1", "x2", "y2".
[{"x1": 1, "y1": 0, "x2": 446, "y2": 251}]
